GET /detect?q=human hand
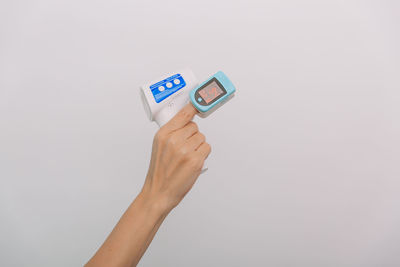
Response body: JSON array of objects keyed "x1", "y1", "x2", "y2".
[{"x1": 140, "y1": 103, "x2": 211, "y2": 214}]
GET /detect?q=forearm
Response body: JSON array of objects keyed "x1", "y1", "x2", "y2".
[
  {"x1": 86, "y1": 104, "x2": 210, "y2": 266},
  {"x1": 86, "y1": 191, "x2": 169, "y2": 267}
]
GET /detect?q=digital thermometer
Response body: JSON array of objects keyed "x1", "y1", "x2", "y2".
[
  {"x1": 190, "y1": 71, "x2": 236, "y2": 117},
  {"x1": 140, "y1": 68, "x2": 198, "y2": 127}
]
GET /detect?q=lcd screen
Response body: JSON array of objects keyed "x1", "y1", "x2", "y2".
[{"x1": 198, "y1": 81, "x2": 224, "y2": 104}]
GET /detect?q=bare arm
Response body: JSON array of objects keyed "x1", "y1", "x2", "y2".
[{"x1": 86, "y1": 104, "x2": 211, "y2": 267}]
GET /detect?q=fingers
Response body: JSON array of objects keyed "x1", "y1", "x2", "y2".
[
  {"x1": 162, "y1": 103, "x2": 198, "y2": 133},
  {"x1": 195, "y1": 142, "x2": 211, "y2": 160},
  {"x1": 174, "y1": 122, "x2": 198, "y2": 141},
  {"x1": 185, "y1": 142, "x2": 211, "y2": 172},
  {"x1": 185, "y1": 132, "x2": 206, "y2": 151}
]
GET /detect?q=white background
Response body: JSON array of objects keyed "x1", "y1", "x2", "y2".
[{"x1": 1, "y1": 0, "x2": 400, "y2": 266}]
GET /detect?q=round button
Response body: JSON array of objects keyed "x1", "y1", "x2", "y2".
[
  {"x1": 158, "y1": 86, "x2": 165, "y2": 92},
  {"x1": 166, "y1": 82, "x2": 173, "y2": 88},
  {"x1": 173, "y1": 79, "x2": 180, "y2": 85},
  {"x1": 197, "y1": 97, "x2": 203, "y2": 102}
]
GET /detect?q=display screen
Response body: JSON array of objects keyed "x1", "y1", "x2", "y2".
[{"x1": 198, "y1": 81, "x2": 224, "y2": 104}]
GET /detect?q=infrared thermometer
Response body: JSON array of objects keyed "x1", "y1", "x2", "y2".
[
  {"x1": 140, "y1": 69, "x2": 236, "y2": 124},
  {"x1": 140, "y1": 68, "x2": 208, "y2": 171},
  {"x1": 190, "y1": 71, "x2": 236, "y2": 117},
  {"x1": 140, "y1": 68, "x2": 198, "y2": 127},
  {"x1": 140, "y1": 69, "x2": 236, "y2": 172}
]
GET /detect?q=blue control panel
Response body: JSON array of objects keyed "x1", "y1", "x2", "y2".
[{"x1": 150, "y1": 74, "x2": 186, "y2": 103}]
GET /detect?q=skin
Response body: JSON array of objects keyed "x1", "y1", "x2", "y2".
[{"x1": 86, "y1": 103, "x2": 211, "y2": 267}]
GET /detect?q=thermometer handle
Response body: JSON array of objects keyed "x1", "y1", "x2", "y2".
[{"x1": 154, "y1": 106, "x2": 179, "y2": 127}]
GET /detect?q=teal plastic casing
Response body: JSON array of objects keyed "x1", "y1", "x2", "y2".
[{"x1": 190, "y1": 71, "x2": 236, "y2": 117}]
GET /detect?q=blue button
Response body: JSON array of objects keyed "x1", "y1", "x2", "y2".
[{"x1": 197, "y1": 97, "x2": 202, "y2": 102}]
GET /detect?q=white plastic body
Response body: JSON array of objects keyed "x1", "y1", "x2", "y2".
[{"x1": 140, "y1": 68, "x2": 198, "y2": 127}]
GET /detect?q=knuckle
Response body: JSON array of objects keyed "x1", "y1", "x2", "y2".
[
  {"x1": 190, "y1": 122, "x2": 199, "y2": 132},
  {"x1": 179, "y1": 110, "x2": 191, "y2": 121},
  {"x1": 154, "y1": 130, "x2": 167, "y2": 144},
  {"x1": 167, "y1": 134, "x2": 178, "y2": 146},
  {"x1": 169, "y1": 133, "x2": 185, "y2": 148},
  {"x1": 198, "y1": 133, "x2": 206, "y2": 142},
  {"x1": 178, "y1": 146, "x2": 189, "y2": 157}
]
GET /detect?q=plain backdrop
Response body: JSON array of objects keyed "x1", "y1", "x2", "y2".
[{"x1": 1, "y1": 0, "x2": 400, "y2": 266}]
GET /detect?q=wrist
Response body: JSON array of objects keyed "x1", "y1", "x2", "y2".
[{"x1": 136, "y1": 189, "x2": 172, "y2": 218}]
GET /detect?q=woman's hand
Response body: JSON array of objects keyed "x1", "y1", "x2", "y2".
[
  {"x1": 86, "y1": 103, "x2": 210, "y2": 267},
  {"x1": 141, "y1": 103, "x2": 211, "y2": 214}
]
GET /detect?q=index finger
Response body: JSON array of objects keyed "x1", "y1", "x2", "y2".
[{"x1": 162, "y1": 103, "x2": 198, "y2": 133}]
